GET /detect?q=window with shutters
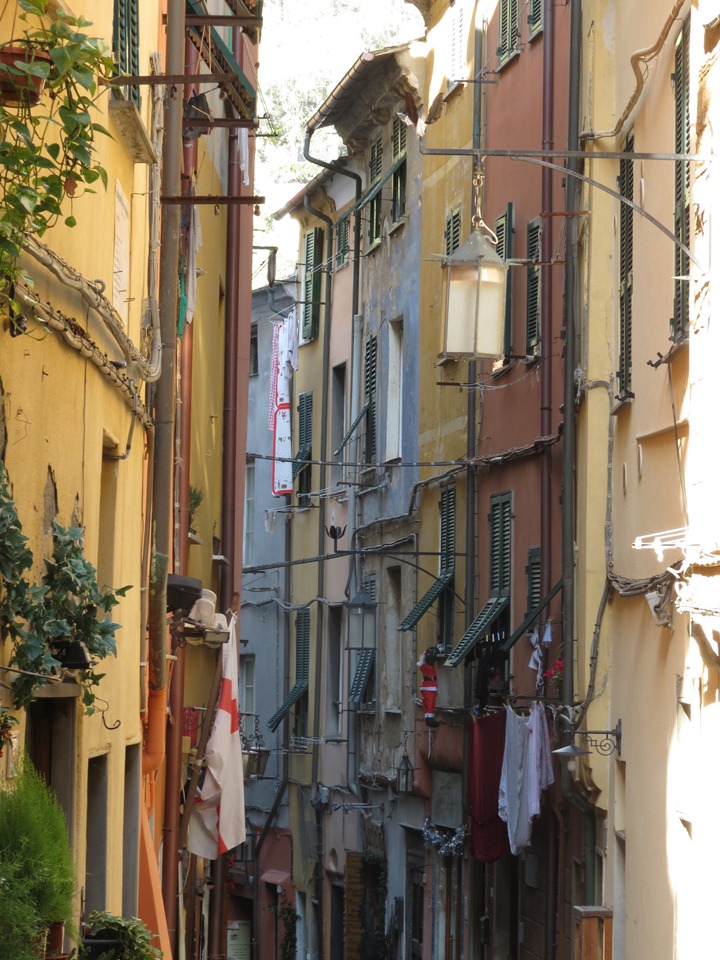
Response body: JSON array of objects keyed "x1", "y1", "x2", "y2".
[
  {"x1": 243, "y1": 459, "x2": 255, "y2": 566},
  {"x1": 293, "y1": 391, "x2": 313, "y2": 505},
  {"x1": 528, "y1": 0, "x2": 543, "y2": 38},
  {"x1": 369, "y1": 136, "x2": 383, "y2": 246},
  {"x1": 364, "y1": 335, "x2": 377, "y2": 464},
  {"x1": 302, "y1": 227, "x2": 323, "y2": 340},
  {"x1": 525, "y1": 546, "x2": 541, "y2": 620},
  {"x1": 672, "y1": 18, "x2": 690, "y2": 342},
  {"x1": 495, "y1": 204, "x2": 514, "y2": 361},
  {"x1": 113, "y1": 0, "x2": 140, "y2": 109},
  {"x1": 498, "y1": 0, "x2": 519, "y2": 66},
  {"x1": 526, "y1": 217, "x2": 541, "y2": 357},
  {"x1": 617, "y1": 133, "x2": 634, "y2": 399},
  {"x1": 444, "y1": 491, "x2": 512, "y2": 667},
  {"x1": 385, "y1": 317, "x2": 403, "y2": 462},
  {"x1": 267, "y1": 609, "x2": 310, "y2": 734},
  {"x1": 336, "y1": 216, "x2": 350, "y2": 269},
  {"x1": 399, "y1": 484, "x2": 456, "y2": 636},
  {"x1": 445, "y1": 209, "x2": 462, "y2": 257},
  {"x1": 391, "y1": 117, "x2": 407, "y2": 223}
]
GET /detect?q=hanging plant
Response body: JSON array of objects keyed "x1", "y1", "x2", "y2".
[
  {"x1": 0, "y1": 708, "x2": 18, "y2": 757},
  {"x1": 0, "y1": 463, "x2": 130, "y2": 712},
  {"x1": 0, "y1": 0, "x2": 114, "y2": 328}
]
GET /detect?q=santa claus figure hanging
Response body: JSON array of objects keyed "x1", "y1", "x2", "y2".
[{"x1": 417, "y1": 646, "x2": 440, "y2": 727}]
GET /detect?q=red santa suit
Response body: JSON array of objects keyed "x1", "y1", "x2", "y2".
[{"x1": 417, "y1": 647, "x2": 439, "y2": 727}]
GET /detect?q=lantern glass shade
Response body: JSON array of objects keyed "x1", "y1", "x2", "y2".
[
  {"x1": 348, "y1": 587, "x2": 376, "y2": 649},
  {"x1": 443, "y1": 229, "x2": 508, "y2": 359},
  {"x1": 397, "y1": 752, "x2": 414, "y2": 794}
]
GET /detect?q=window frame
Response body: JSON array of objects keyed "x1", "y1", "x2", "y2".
[
  {"x1": 335, "y1": 215, "x2": 350, "y2": 269},
  {"x1": 528, "y1": 0, "x2": 543, "y2": 39},
  {"x1": 293, "y1": 391, "x2": 313, "y2": 505},
  {"x1": 363, "y1": 334, "x2": 378, "y2": 465}
]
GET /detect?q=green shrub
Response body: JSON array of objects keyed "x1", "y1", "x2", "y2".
[{"x1": 0, "y1": 759, "x2": 75, "y2": 929}]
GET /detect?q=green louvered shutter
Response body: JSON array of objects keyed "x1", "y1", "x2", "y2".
[
  {"x1": 302, "y1": 227, "x2": 323, "y2": 340},
  {"x1": 525, "y1": 546, "x2": 541, "y2": 619},
  {"x1": 672, "y1": 19, "x2": 690, "y2": 341},
  {"x1": 364, "y1": 335, "x2": 377, "y2": 463},
  {"x1": 113, "y1": 0, "x2": 140, "y2": 108},
  {"x1": 617, "y1": 134, "x2": 634, "y2": 398},
  {"x1": 526, "y1": 218, "x2": 541, "y2": 357},
  {"x1": 489, "y1": 493, "x2": 511, "y2": 599},
  {"x1": 445, "y1": 209, "x2": 461, "y2": 256},
  {"x1": 495, "y1": 203, "x2": 513, "y2": 359},
  {"x1": 529, "y1": 0, "x2": 542, "y2": 35},
  {"x1": 440, "y1": 485, "x2": 456, "y2": 576},
  {"x1": 499, "y1": 0, "x2": 519, "y2": 64}
]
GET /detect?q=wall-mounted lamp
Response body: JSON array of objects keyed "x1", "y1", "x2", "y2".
[
  {"x1": 396, "y1": 752, "x2": 414, "y2": 794},
  {"x1": 553, "y1": 719, "x2": 622, "y2": 764},
  {"x1": 443, "y1": 226, "x2": 508, "y2": 359}
]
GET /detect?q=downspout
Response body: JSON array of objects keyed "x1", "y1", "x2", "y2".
[
  {"x1": 466, "y1": 12, "x2": 482, "y2": 960},
  {"x1": 304, "y1": 195, "x2": 333, "y2": 960},
  {"x1": 145, "y1": 0, "x2": 185, "y2": 762},
  {"x1": 346, "y1": 311, "x2": 363, "y2": 799},
  {"x1": 161, "y1": 38, "x2": 198, "y2": 945},
  {"x1": 558, "y1": 0, "x2": 588, "y2": 951}
]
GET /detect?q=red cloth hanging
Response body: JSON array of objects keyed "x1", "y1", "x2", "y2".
[{"x1": 469, "y1": 711, "x2": 510, "y2": 862}]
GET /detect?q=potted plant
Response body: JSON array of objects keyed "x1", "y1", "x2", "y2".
[
  {"x1": 0, "y1": 464, "x2": 130, "y2": 713},
  {"x1": 0, "y1": 758, "x2": 76, "y2": 958},
  {"x1": 0, "y1": 0, "x2": 115, "y2": 329},
  {"x1": 188, "y1": 485, "x2": 204, "y2": 535},
  {"x1": 80, "y1": 911, "x2": 161, "y2": 960}
]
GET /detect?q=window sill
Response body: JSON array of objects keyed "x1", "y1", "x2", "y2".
[
  {"x1": 366, "y1": 239, "x2": 382, "y2": 256},
  {"x1": 388, "y1": 217, "x2": 407, "y2": 237},
  {"x1": 109, "y1": 99, "x2": 157, "y2": 165},
  {"x1": 498, "y1": 48, "x2": 521, "y2": 71},
  {"x1": 611, "y1": 392, "x2": 633, "y2": 416}
]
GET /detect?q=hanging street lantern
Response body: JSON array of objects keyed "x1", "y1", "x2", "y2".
[{"x1": 442, "y1": 228, "x2": 508, "y2": 359}]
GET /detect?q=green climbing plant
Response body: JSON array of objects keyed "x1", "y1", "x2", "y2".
[
  {"x1": 0, "y1": 463, "x2": 130, "y2": 712},
  {"x1": 0, "y1": 0, "x2": 114, "y2": 325}
]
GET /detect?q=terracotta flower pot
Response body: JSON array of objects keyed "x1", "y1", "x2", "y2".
[{"x1": 0, "y1": 45, "x2": 52, "y2": 106}]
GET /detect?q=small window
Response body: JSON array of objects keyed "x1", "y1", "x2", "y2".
[
  {"x1": 336, "y1": 216, "x2": 350, "y2": 269},
  {"x1": 526, "y1": 217, "x2": 542, "y2": 357},
  {"x1": 243, "y1": 460, "x2": 255, "y2": 566},
  {"x1": 498, "y1": 0, "x2": 519, "y2": 66},
  {"x1": 249, "y1": 325, "x2": 258, "y2": 376},
  {"x1": 445, "y1": 209, "x2": 461, "y2": 257}
]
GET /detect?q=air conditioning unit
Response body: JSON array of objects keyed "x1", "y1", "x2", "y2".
[{"x1": 573, "y1": 906, "x2": 612, "y2": 960}]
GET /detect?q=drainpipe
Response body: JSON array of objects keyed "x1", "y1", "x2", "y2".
[
  {"x1": 146, "y1": 0, "x2": 184, "y2": 741},
  {"x1": 346, "y1": 311, "x2": 363, "y2": 799},
  {"x1": 465, "y1": 12, "x2": 482, "y2": 960},
  {"x1": 540, "y1": 0, "x2": 554, "y2": 606},
  {"x1": 304, "y1": 195, "x2": 333, "y2": 960},
  {"x1": 161, "y1": 38, "x2": 198, "y2": 946}
]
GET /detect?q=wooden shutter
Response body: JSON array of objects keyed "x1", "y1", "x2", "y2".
[
  {"x1": 526, "y1": 218, "x2": 541, "y2": 356},
  {"x1": 495, "y1": 203, "x2": 513, "y2": 358},
  {"x1": 445, "y1": 209, "x2": 461, "y2": 256},
  {"x1": 617, "y1": 134, "x2": 634, "y2": 397},
  {"x1": 525, "y1": 546, "x2": 541, "y2": 618},
  {"x1": 113, "y1": 0, "x2": 140, "y2": 108},
  {"x1": 529, "y1": 0, "x2": 543, "y2": 34},
  {"x1": 672, "y1": 19, "x2": 690, "y2": 340},
  {"x1": 440, "y1": 485, "x2": 456, "y2": 576},
  {"x1": 364, "y1": 335, "x2": 377, "y2": 463},
  {"x1": 302, "y1": 228, "x2": 323, "y2": 340},
  {"x1": 392, "y1": 117, "x2": 407, "y2": 160},
  {"x1": 489, "y1": 494, "x2": 512, "y2": 598}
]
